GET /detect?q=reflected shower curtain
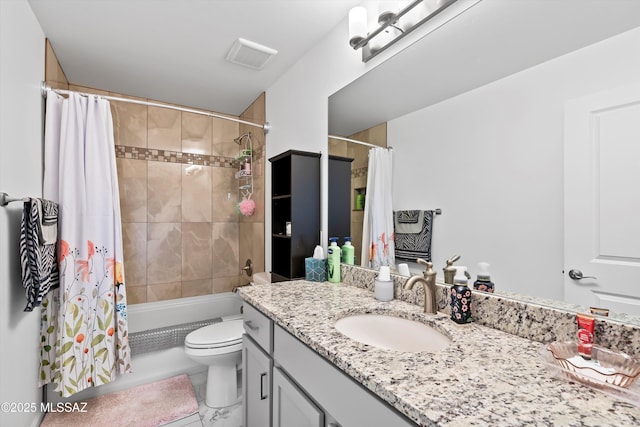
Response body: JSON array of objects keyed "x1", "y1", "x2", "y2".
[
  {"x1": 39, "y1": 92, "x2": 131, "y2": 396},
  {"x1": 361, "y1": 147, "x2": 395, "y2": 269}
]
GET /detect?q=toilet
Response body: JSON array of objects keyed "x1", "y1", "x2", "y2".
[{"x1": 184, "y1": 315, "x2": 244, "y2": 407}]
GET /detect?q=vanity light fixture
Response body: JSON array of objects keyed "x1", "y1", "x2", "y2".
[{"x1": 348, "y1": 0, "x2": 480, "y2": 62}]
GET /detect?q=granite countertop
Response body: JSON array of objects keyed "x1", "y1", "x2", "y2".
[{"x1": 239, "y1": 280, "x2": 640, "y2": 427}]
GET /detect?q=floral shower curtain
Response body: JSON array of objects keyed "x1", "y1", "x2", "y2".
[
  {"x1": 360, "y1": 147, "x2": 395, "y2": 270},
  {"x1": 39, "y1": 92, "x2": 131, "y2": 396}
]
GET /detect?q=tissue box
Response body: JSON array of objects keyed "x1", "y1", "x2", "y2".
[{"x1": 305, "y1": 258, "x2": 327, "y2": 282}]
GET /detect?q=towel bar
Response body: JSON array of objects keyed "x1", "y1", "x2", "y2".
[{"x1": 0, "y1": 192, "x2": 28, "y2": 207}]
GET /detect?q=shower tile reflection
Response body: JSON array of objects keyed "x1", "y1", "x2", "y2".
[
  {"x1": 148, "y1": 162, "x2": 182, "y2": 222},
  {"x1": 149, "y1": 106, "x2": 181, "y2": 151},
  {"x1": 147, "y1": 222, "x2": 182, "y2": 284},
  {"x1": 182, "y1": 164, "x2": 212, "y2": 222},
  {"x1": 212, "y1": 117, "x2": 239, "y2": 158},
  {"x1": 183, "y1": 112, "x2": 213, "y2": 155}
]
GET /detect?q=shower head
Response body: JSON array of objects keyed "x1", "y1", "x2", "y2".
[{"x1": 234, "y1": 133, "x2": 251, "y2": 145}]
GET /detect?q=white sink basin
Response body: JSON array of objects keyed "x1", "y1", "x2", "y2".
[{"x1": 334, "y1": 314, "x2": 451, "y2": 353}]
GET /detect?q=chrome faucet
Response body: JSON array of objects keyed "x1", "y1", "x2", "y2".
[{"x1": 403, "y1": 259, "x2": 437, "y2": 314}]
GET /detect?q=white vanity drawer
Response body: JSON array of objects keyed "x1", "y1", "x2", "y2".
[{"x1": 243, "y1": 302, "x2": 273, "y2": 353}]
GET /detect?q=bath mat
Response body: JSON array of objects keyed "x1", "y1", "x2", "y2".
[{"x1": 41, "y1": 374, "x2": 199, "y2": 427}]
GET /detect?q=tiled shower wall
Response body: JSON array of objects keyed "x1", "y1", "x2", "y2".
[
  {"x1": 113, "y1": 101, "x2": 245, "y2": 304},
  {"x1": 45, "y1": 41, "x2": 265, "y2": 305}
]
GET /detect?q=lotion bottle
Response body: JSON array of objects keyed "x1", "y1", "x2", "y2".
[
  {"x1": 450, "y1": 266, "x2": 473, "y2": 324},
  {"x1": 327, "y1": 237, "x2": 341, "y2": 283},
  {"x1": 341, "y1": 237, "x2": 355, "y2": 265}
]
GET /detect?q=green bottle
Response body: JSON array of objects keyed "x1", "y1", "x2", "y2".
[
  {"x1": 327, "y1": 237, "x2": 341, "y2": 283},
  {"x1": 341, "y1": 237, "x2": 355, "y2": 265}
]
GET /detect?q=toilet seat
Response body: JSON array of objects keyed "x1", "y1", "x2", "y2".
[{"x1": 185, "y1": 319, "x2": 244, "y2": 350}]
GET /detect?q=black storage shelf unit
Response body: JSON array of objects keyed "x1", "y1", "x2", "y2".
[
  {"x1": 328, "y1": 155, "x2": 353, "y2": 245},
  {"x1": 269, "y1": 150, "x2": 321, "y2": 282}
]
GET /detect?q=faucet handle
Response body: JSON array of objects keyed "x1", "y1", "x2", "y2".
[
  {"x1": 417, "y1": 258, "x2": 436, "y2": 278},
  {"x1": 446, "y1": 255, "x2": 461, "y2": 266}
]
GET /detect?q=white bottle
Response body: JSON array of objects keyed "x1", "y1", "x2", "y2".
[{"x1": 375, "y1": 266, "x2": 393, "y2": 301}]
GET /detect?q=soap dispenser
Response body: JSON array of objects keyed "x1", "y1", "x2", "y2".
[
  {"x1": 450, "y1": 266, "x2": 473, "y2": 324},
  {"x1": 473, "y1": 262, "x2": 495, "y2": 293}
]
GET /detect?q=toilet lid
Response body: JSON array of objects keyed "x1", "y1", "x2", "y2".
[{"x1": 185, "y1": 319, "x2": 244, "y2": 347}]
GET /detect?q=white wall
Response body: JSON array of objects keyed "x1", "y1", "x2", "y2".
[
  {"x1": 0, "y1": 1, "x2": 46, "y2": 426},
  {"x1": 391, "y1": 27, "x2": 640, "y2": 300}
]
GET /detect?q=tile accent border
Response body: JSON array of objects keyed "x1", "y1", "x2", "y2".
[
  {"x1": 352, "y1": 166, "x2": 368, "y2": 178},
  {"x1": 116, "y1": 144, "x2": 233, "y2": 168}
]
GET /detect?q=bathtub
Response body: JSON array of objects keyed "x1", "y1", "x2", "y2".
[{"x1": 46, "y1": 292, "x2": 243, "y2": 404}]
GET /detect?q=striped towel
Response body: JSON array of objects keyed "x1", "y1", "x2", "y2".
[
  {"x1": 20, "y1": 198, "x2": 59, "y2": 312},
  {"x1": 394, "y1": 210, "x2": 434, "y2": 262},
  {"x1": 394, "y1": 210, "x2": 423, "y2": 234}
]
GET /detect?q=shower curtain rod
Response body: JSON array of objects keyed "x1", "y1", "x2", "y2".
[
  {"x1": 328, "y1": 134, "x2": 393, "y2": 150},
  {"x1": 41, "y1": 83, "x2": 271, "y2": 134}
]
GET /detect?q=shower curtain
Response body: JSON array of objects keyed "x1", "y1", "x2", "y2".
[
  {"x1": 39, "y1": 92, "x2": 131, "y2": 396},
  {"x1": 361, "y1": 147, "x2": 395, "y2": 270}
]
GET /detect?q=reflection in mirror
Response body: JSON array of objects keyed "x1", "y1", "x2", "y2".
[
  {"x1": 328, "y1": 1, "x2": 640, "y2": 325},
  {"x1": 328, "y1": 124, "x2": 387, "y2": 265}
]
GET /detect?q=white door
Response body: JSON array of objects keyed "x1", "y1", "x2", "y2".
[{"x1": 564, "y1": 83, "x2": 640, "y2": 315}]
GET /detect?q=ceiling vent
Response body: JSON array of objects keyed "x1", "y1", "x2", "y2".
[{"x1": 225, "y1": 38, "x2": 278, "y2": 70}]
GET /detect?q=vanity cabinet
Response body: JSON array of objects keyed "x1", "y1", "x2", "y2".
[
  {"x1": 242, "y1": 301, "x2": 415, "y2": 427},
  {"x1": 243, "y1": 303, "x2": 274, "y2": 427},
  {"x1": 273, "y1": 367, "x2": 324, "y2": 427},
  {"x1": 243, "y1": 336, "x2": 272, "y2": 427},
  {"x1": 243, "y1": 301, "x2": 328, "y2": 427},
  {"x1": 269, "y1": 150, "x2": 321, "y2": 282}
]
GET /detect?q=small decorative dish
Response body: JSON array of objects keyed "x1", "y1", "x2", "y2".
[{"x1": 539, "y1": 341, "x2": 640, "y2": 405}]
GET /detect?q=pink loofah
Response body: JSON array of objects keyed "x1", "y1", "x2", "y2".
[{"x1": 239, "y1": 198, "x2": 256, "y2": 216}]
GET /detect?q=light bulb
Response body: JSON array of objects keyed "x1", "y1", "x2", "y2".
[{"x1": 348, "y1": 6, "x2": 368, "y2": 47}]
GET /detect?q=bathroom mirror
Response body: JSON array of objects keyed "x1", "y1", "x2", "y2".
[{"x1": 328, "y1": 0, "x2": 640, "y2": 325}]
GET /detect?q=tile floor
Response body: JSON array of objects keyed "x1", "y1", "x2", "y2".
[{"x1": 163, "y1": 369, "x2": 242, "y2": 427}]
